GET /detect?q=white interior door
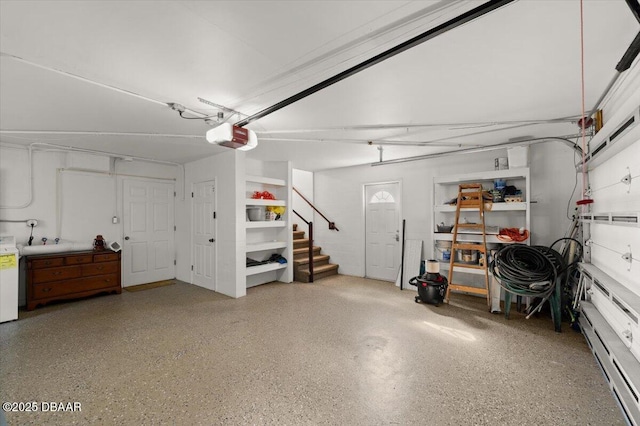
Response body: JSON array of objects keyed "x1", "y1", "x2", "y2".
[
  {"x1": 123, "y1": 179, "x2": 175, "y2": 287},
  {"x1": 192, "y1": 180, "x2": 216, "y2": 291},
  {"x1": 365, "y1": 182, "x2": 401, "y2": 281}
]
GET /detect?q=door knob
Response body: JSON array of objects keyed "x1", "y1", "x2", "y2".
[
  {"x1": 209, "y1": 238, "x2": 215, "y2": 243},
  {"x1": 395, "y1": 233, "x2": 399, "y2": 242},
  {"x1": 124, "y1": 236, "x2": 130, "y2": 240}
]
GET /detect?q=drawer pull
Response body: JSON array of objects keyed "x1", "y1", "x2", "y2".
[
  {"x1": 53, "y1": 271, "x2": 62, "y2": 276},
  {"x1": 44, "y1": 261, "x2": 52, "y2": 265},
  {"x1": 97, "y1": 266, "x2": 104, "y2": 270},
  {"x1": 42, "y1": 288, "x2": 51, "y2": 293}
]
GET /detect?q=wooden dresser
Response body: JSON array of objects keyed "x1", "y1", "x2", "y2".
[{"x1": 25, "y1": 250, "x2": 121, "y2": 310}]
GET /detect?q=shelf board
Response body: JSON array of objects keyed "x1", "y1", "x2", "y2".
[
  {"x1": 246, "y1": 198, "x2": 286, "y2": 206},
  {"x1": 439, "y1": 262, "x2": 489, "y2": 275},
  {"x1": 246, "y1": 241, "x2": 287, "y2": 252},
  {"x1": 433, "y1": 167, "x2": 529, "y2": 184},
  {"x1": 246, "y1": 262, "x2": 287, "y2": 276},
  {"x1": 246, "y1": 175, "x2": 286, "y2": 186},
  {"x1": 246, "y1": 220, "x2": 286, "y2": 229},
  {"x1": 435, "y1": 202, "x2": 526, "y2": 212}
]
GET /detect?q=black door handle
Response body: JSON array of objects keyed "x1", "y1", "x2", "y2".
[
  {"x1": 209, "y1": 238, "x2": 215, "y2": 243},
  {"x1": 124, "y1": 236, "x2": 130, "y2": 240}
]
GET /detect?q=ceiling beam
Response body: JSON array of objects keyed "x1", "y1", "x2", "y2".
[
  {"x1": 626, "y1": 0, "x2": 640, "y2": 23},
  {"x1": 234, "y1": 0, "x2": 515, "y2": 127}
]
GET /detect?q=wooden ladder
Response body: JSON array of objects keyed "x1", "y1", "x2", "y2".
[{"x1": 445, "y1": 183, "x2": 491, "y2": 308}]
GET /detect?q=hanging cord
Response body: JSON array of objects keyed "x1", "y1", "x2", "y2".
[{"x1": 579, "y1": 0, "x2": 589, "y2": 203}]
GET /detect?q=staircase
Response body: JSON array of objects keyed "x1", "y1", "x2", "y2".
[{"x1": 292, "y1": 224, "x2": 339, "y2": 282}]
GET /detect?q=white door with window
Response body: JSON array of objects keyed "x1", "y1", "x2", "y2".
[
  {"x1": 365, "y1": 182, "x2": 401, "y2": 281},
  {"x1": 192, "y1": 180, "x2": 216, "y2": 291},
  {"x1": 123, "y1": 179, "x2": 175, "y2": 287}
]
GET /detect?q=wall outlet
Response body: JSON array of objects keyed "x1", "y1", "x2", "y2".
[{"x1": 26, "y1": 219, "x2": 38, "y2": 227}]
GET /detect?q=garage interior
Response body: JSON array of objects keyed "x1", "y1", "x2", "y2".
[{"x1": 1, "y1": 1, "x2": 640, "y2": 424}]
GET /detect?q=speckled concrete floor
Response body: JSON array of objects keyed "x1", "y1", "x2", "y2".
[{"x1": 0, "y1": 276, "x2": 624, "y2": 425}]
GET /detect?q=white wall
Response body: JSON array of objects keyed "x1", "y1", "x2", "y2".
[
  {"x1": 0, "y1": 144, "x2": 179, "y2": 304},
  {"x1": 0, "y1": 145, "x2": 178, "y2": 246},
  {"x1": 292, "y1": 168, "x2": 314, "y2": 232},
  {"x1": 176, "y1": 149, "x2": 245, "y2": 298},
  {"x1": 313, "y1": 144, "x2": 578, "y2": 277}
]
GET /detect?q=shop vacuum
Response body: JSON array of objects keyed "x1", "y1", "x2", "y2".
[{"x1": 409, "y1": 259, "x2": 448, "y2": 306}]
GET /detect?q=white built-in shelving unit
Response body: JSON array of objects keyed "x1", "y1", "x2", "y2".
[{"x1": 244, "y1": 168, "x2": 293, "y2": 288}]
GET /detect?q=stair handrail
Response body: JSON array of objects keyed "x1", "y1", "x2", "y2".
[
  {"x1": 293, "y1": 187, "x2": 339, "y2": 231},
  {"x1": 293, "y1": 209, "x2": 314, "y2": 283}
]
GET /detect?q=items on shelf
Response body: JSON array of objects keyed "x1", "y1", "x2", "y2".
[
  {"x1": 267, "y1": 205, "x2": 285, "y2": 220},
  {"x1": 437, "y1": 222, "x2": 453, "y2": 233},
  {"x1": 497, "y1": 227, "x2": 530, "y2": 242},
  {"x1": 247, "y1": 206, "x2": 285, "y2": 221},
  {"x1": 246, "y1": 254, "x2": 287, "y2": 267},
  {"x1": 252, "y1": 190, "x2": 276, "y2": 200}
]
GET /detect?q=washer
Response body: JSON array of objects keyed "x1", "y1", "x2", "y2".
[{"x1": 0, "y1": 236, "x2": 19, "y2": 322}]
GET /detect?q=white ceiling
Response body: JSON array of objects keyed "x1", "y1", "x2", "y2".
[{"x1": 0, "y1": 0, "x2": 638, "y2": 171}]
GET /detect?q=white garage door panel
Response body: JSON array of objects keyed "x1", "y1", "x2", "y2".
[
  {"x1": 590, "y1": 139, "x2": 640, "y2": 212},
  {"x1": 591, "y1": 283, "x2": 632, "y2": 349},
  {"x1": 591, "y1": 225, "x2": 640, "y2": 295}
]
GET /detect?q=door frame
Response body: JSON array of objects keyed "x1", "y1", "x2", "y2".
[
  {"x1": 120, "y1": 176, "x2": 176, "y2": 287},
  {"x1": 190, "y1": 178, "x2": 218, "y2": 291},
  {"x1": 362, "y1": 180, "x2": 403, "y2": 280}
]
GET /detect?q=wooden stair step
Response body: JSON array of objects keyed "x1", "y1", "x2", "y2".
[
  {"x1": 296, "y1": 263, "x2": 339, "y2": 282},
  {"x1": 294, "y1": 254, "x2": 330, "y2": 266},
  {"x1": 293, "y1": 246, "x2": 321, "y2": 257},
  {"x1": 300, "y1": 263, "x2": 338, "y2": 274},
  {"x1": 293, "y1": 230, "x2": 305, "y2": 240},
  {"x1": 293, "y1": 238, "x2": 311, "y2": 248}
]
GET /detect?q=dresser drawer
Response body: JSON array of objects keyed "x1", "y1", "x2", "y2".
[
  {"x1": 31, "y1": 257, "x2": 64, "y2": 269},
  {"x1": 82, "y1": 261, "x2": 119, "y2": 277},
  {"x1": 65, "y1": 254, "x2": 93, "y2": 265},
  {"x1": 32, "y1": 274, "x2": 119, "y2": 299},
  {"x1": 94, "y1": 252, "x2": 119, "y2": 262},
  {"x1": 32, "y1": 265, "x2": 82, "y2": 283}
]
